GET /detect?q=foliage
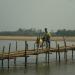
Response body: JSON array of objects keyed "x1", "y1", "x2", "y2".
[{"x1": 0, "y1": 28, "x2": 75, "y2": 36}]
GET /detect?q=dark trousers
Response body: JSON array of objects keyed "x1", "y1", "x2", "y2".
[{"x1": 46, "y1": 40, "x2": 50, "y2": 49}]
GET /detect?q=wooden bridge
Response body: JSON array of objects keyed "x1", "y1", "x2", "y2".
[
  {"x1": 0, "y1": 36, "x2": 75, "y2": 68},
  {"x1": 0, "y1": 45, "x2": 75, "y2": 59}
]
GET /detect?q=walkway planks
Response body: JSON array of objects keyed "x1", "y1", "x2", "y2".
[{"x1": 0, "y1": 45, "x2": 75, "y2": 60}]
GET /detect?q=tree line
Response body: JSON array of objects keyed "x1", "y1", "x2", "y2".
[
  {"x1": 0, "y1": 28, "x2": 75, "y2": 36},
  {"x1": 0, "y1": 28, "x2": 43, "y2": 36},
  {"x1": 54, "y1": 29, "x2": 75, "y2": 36}
]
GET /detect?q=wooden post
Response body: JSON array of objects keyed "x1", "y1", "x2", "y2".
[
  {"x1": 45, "y1": 42, "x2": 47, "y2": 62},
  {"x1": 48, "y1": 48, "x2": 49, "y2": 64},
  {"x1": 36, "y1": 44, "x2": 39, "y2": 65},
  {"x1": 63, "y1": 37, "x2": 67, "y2": 62},
  {"x1": 25, "y1": 41, "x2": 28, "y2": 68},
  {"x1": 42, "y1": 43, "x2": 43, "y2": 51},
  {"x1": 58, "y1": 44, "x2": 60, "y2": 63},
  {"x1": 8, "y1": 43, "x2": 11, "y2": 69},
  {"x1": 34, "y1": 43, "x2": 35, "y2": 51},
  {"x1": 2, "y1": 46, "x2": 5, "y2": 68},
  {"x1": 72, "y1": 48, "x2": 73, "y2": 61},
  {"x1": 56, "y1": 41, "x2": 58, "y2": 61},
  {"x1": 48, "y1": 39, "x2": 50, "y2": 64},
  {"x1": 14, "y1": 41, "x2": 17, "y2": 66}
]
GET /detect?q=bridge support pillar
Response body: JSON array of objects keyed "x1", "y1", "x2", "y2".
[
  {"x1": 8, "y1": 43, "x2": 11, "y2": 69},
  {"x1": 2, "y1": 46, "x2": 5, "y2": 68}
]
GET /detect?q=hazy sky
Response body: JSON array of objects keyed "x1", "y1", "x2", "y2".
[{"x1": 0, "y1": 0, "x2": 75, "y2": 31}]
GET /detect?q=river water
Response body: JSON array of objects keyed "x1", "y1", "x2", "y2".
[{"x1": 0, "y1": 40, "x2": 75, "y2": 75}]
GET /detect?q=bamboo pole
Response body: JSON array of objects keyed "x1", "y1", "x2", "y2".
[
  {"x1": 72, "y1": 49, "x2": 73, "y2": 61},
  {"x1": 48, "y1": 48, "x2": 49, "y2": 64},
  {"x1": 8, "y1": 43, "x2": 11, "y2": 68},
  {"x1": 72, "y1": 45, "x2": 74, "y2": 61},
  {"x1": 63, "y1": 37, "x2": 67, "y2": 62},
  {"x1": 45, "y1": 42, "x2": 47, "y2": 62},
  {"x1": 42, "y1": 43, "x2": 43, "y2": 51},
  {"x1": 2, "y1": 46, "x2": 5, "y2": 68},
  {"x1": 48, "y1": 40, "x2": 51, "y2": 64},
  {"x1": 36, "y1": 44, "x2": 39, "y2": 65},
  {"x1": 25, "y1": 41, "x2": 28, "y2": 68},
  {"x1": 14, "y1": 41, "x2": 17, "y2": 66},
  {"x1": 34, "y1": 43, "x2": 35, "y2": 51},
  {"x1": 58, "y1": 44, "x2": 60, "y2": 63},
  {"x1": 56, "y1": 41, "x2": 58, "y2": 61}
]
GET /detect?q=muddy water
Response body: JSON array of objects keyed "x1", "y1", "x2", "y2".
[{"x1": 0, "y1": 40, "x2": 75, "y2": 75}]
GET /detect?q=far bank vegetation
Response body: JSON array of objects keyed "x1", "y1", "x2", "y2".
[{"x1": 0, "y1": 28, "x2": 75, "y2": 36}]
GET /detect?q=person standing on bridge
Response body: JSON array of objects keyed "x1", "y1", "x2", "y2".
[{"x1": 42, "y1": 28, "x2": 51, "y2": 48}]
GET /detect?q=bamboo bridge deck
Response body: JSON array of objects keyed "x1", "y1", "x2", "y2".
[
  {"x1": 0, "y1": 36, "x2": 75, "y2": 68},
  {"x1": 0, "y1": 45, "x2": 75, "y2": 60}
]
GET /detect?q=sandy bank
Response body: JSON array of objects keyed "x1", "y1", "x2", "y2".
[{"x1": 0, "y1": 36, "x2": 75, "y2": 41}]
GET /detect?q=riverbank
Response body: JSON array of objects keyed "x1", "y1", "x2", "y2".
[{"x1": 0, "y1": 36, "x2": 75, "y2": 41}]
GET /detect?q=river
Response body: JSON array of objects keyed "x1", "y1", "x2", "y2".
[{"x1": 0, "y1": 40, "x2": 75, "y2": 75}]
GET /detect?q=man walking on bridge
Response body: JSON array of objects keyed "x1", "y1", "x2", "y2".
[{"x1": 43, "y1": 28, "x2": 51, "y2": 48}]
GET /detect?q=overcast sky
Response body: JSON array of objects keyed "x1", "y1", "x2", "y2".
[{"x1": 0, "y1": 0, "x2": 75, "y2": 31}]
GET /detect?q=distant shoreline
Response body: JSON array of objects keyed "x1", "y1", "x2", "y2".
[{"x1": 0, "y1": 36, "x2": 75, "y2": 41}]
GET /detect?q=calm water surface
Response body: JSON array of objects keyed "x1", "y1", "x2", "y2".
[{"x1": 0, "y1": 40, "x2": 75, "y2": 75}]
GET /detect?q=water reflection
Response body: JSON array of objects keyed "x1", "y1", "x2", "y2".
[
  {"x1": 0, "y1": 62, "x2": 75, "y2": 75},
  {"x1": 35, "y1": 64, "x2": 50, "y2": 75},
  {"x1": 0, "y1": 40, "x2": 75, "y2": 75}
]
